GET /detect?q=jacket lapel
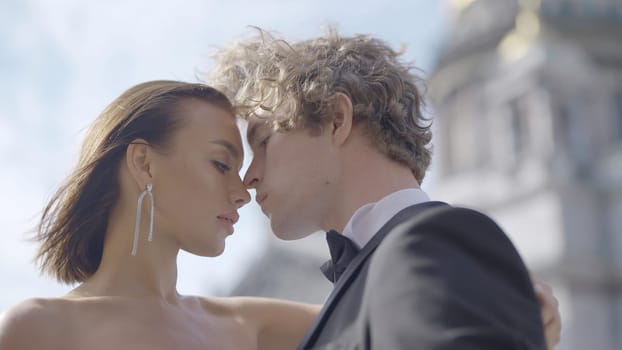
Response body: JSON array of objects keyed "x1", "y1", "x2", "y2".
[{"x1": 297, "y1": 201, "x2": 448, "y2": 349}]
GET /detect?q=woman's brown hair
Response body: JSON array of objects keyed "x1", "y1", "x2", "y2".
[{"x1": 35, "y1": 80, "x2": 233, "y2": 284}]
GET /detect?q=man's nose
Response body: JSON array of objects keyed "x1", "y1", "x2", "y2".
[{"x1": 243, "y1": 162, "x2": 260, "y2": 188}]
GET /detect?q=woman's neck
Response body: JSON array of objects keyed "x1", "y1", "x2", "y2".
[{"x1": 69, "y1": 202, "x2": 181, "y2": 303}]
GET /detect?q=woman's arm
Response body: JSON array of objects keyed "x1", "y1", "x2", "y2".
[{"x1": 229, "y1": 297, "x2": 321, "y2": 350}]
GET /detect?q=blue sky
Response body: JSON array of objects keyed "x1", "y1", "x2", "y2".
[{"x1": 0, "y1": 0, "x2": 450, "y2": 312}]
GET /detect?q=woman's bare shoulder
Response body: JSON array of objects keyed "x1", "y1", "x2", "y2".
[
  {"x1": 0, "y1": 298, "x2": 71, "y2": 349},
  {"x1": 1, "y1": 297, "x2": 67, "y2": 326}
]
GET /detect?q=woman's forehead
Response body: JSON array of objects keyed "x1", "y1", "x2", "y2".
[{"x1": 174, "y1": 101, "x2": 243, "y2": 147}]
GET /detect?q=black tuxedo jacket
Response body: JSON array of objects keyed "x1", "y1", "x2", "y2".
[{"x1": 297, "y1": 202, "x2": 546, "y2": 349}]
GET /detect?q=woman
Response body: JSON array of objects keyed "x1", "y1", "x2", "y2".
[
  {"x1": 0, "y1": 80, "x2": 319, "y2": 350},
  {"x1": 0, "y1": 80, "x2": 560, "y2": 350}
]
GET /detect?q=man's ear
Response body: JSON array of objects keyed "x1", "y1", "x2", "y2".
[
  {"x1": 331, "y1": 93, "x2": 354, "y2": 146},
  {"x1": 125, "y1": 139, "x2": 153, "y2": 190}
]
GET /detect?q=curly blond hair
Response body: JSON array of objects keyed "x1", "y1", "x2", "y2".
[{"x1": 208, "y1": 27, "x2": 432, "y2": 182}]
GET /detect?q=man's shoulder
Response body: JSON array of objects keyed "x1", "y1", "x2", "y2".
[
  {"x1": 383, "y1": 204, "x2": 513, "y2": 252},
  {"x1": 394, "y1": 204, "x2": 500, "y2": 233},
  {"x1": 373, "y1": 203, "x2": 528, "y2": 277}
]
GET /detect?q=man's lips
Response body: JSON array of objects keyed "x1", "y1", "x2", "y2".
[{"x1": 256, "y1": 193, "x2": 268, "y2": 205}]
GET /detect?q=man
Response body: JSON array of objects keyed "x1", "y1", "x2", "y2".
[{"x1": 210, "y1": 28, "x2": 560, "y2": 349}]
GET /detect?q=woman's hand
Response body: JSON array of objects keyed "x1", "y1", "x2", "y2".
[{"x1": 532, "y1": 277, "x2": 562, "y2": 349}]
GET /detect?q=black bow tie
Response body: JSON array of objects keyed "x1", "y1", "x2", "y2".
[{"x1": 320, "y1": 230, "x2": 360, "y2": 283}]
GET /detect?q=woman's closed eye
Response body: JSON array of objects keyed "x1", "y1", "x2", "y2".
[{"x1": 212, "y1": 161, "x2": 231, "y2": 173}]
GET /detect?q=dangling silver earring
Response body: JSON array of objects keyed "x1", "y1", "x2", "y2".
[{"x1": 131, "y1": 183, "x2": 154, "y2": 256}]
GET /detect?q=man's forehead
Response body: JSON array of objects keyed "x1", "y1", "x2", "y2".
[{"x1": 246, "y1": 118, "x2": 271, "y2": 143}]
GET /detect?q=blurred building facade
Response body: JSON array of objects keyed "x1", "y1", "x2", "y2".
[{"x1": 429, "y1": 0, "x2": 622, "y2": 349}]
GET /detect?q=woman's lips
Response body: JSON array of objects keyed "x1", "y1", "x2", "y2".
[{"x1": 217, "y1": 212, "x2": 239, "y2": 234}]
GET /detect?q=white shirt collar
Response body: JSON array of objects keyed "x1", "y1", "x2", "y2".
[{"x1": 342, "y1": 188, "x2": 430, "y2": 249}]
